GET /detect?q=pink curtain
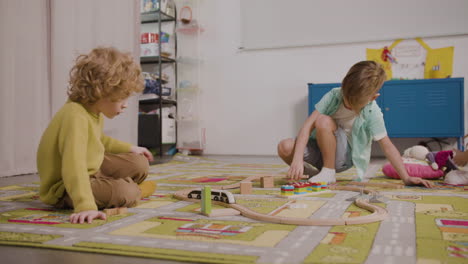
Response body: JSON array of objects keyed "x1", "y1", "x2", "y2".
[{"x1": 0, "y1": 0, "x2": 50, "y2": 177}]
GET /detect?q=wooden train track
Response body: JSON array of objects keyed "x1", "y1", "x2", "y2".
[{"x1": 173, "y1": 176, "x2": 392, "y2": 226}]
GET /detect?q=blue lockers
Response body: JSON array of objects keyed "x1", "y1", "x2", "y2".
[{"x1": 308, "y1": 78, "x2": 465, "y2": 148}]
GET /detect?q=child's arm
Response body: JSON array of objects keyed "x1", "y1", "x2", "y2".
[
  {"x1": 102, "y1": 135, "x2": 153, "y2": 161},
  {"x1": 130, "y1": 145, "x2": 154, "y2": 162},
  {"x1": 101, "y1": 134, "x2": 132, "y2": 153},
  {"x1": 60, "y1": 116, "x2": 100, "y2": 213},
  {"x1": 378, "y1": 136, "x2": 434, "y2": 188},
  {"x1": 288, "y1": 110, "x2": 320, "y2": 180}
]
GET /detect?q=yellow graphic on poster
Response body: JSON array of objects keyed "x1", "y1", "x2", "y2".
[{"x1": 366, "y1": 38, "x2": 454, "y2": 80}]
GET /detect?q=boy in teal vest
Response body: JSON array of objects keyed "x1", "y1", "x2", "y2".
[{"x1": 278, "y1": 61, "x2": 433, "y2": 188}]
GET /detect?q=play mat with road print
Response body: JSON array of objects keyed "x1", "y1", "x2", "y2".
[{"x1": 0, "y1": 154, "x2": 467, "y2": 264}]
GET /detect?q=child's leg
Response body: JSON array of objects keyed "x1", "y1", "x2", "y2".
[
  {"x1": 277, "y1": 138, "x2": 319, "y2": 176},
  {"x1": 90, "y1": 175, "x2": 142, "y2": 209},
  {"x1": 315, "y1": 115, "x2": 337, "y2": 169},
  {"x1": 55, "y1": 154, "x2": 152, "y2": 210},
  {"x1": 277, "y1": 138, "x2": 295, "y2": 164},
  {"x1": 307, "y1": 115, "x2": 338, "y2": 183},
  {"x1": 56, "y1": 176, "x2": 142, "y2": 209},
  {"x1": 309, "y1": 127, "x2": 351, "y2": 183},
  {"x1": 92, "y1": 153, "x2": 154, "y2": 208},
  {"x1": 334, "y1": 129, "x2": 353, "y2": 173},
  {"x1": 99, "y1": 153, "x2": 149, "y2": 184}
]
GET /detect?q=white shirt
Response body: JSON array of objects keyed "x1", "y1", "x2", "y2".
[{"x1": 331, "y1": 103, "x2": 357, "y2": 144}]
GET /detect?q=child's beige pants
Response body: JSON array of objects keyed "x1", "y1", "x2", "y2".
[{"x1": 57, "y1": 153, "x2": 149, "y2": 210}]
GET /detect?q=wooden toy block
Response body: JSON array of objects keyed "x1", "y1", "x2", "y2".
[
  {"x1": 280, "y1": 185, "x2": 294, "y2": 196},
  {"x1": 117, "y1": 207, "x2": 128, "y2": 215},
  {"x1": 260, "y1": 176, "x2": 274, "y2": 188},
  {"x1": 240, "y1": 181, "x2": 252, "y2": 194},
  {"x1": 103, "y1": 207, "x2": 128, "y2": 216},
  {"x1": 194, "y1": 207, "x2": 241, "y2": 216},
  {"x1": 201, "y1": 186, "x2": 212, "y2": 216},
  {"x1": 276, "y1": 190, "x2": 332, "y2": 199},
  {"x1": 103, "y1": 208, "x2": 117, "y2": 216}
]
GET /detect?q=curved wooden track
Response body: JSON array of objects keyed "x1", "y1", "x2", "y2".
[{"x1": 173, "y1": 177, "x2": 391, "y2": 226}]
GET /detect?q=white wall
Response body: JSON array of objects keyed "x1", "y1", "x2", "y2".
[{"x1": 196, "y1": 1, "x2": 468, "y2": 155}]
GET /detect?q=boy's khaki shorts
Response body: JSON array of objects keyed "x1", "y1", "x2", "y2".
[
  {"x1": 56, "y1": 153, "x2": 149, "y2": 210},
  {"x1": 304, "y1": 127, "x2": 353, "y2": 173}
]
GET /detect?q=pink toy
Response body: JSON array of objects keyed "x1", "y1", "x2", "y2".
[
  {"x1": 426, "y1": 150, "x2": 458, "y2": 172},
  {"x1": 384, "y1": 146, "x2": 456, "y2": 179},
  {"x1": 382, "y1": 158, "x2": 444, "y2": 179}
]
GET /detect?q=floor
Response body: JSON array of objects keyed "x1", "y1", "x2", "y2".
[{"x1": 0, "y1": 155, "x2": 386, "y2": 264}]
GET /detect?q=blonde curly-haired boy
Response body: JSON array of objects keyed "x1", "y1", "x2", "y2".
[{"x1": 37, "y1": 47, "x2": 156, "y2": 224}]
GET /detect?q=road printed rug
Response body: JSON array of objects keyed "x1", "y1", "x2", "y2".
[{"x1": 0, "y1": 154, "x2": 467, "y2": 264}]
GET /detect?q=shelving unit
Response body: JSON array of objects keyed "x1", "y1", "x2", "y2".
[
  {"x1": 141, "y1": 10, "x2": 175, "y2": 23},
  {"x1": 175, "y1": 0, "x2": 205, "y2": 154},
  {"x1": 140, "y1": 56, "x2": 176, "y2": 64},
  {"x1": 138, "y1": 0, "x2": 178, "y2": 160}
]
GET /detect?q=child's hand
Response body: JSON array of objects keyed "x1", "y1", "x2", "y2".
[
  {"x1": 70, "y1": 210, "x2": 107, "y2": 224},
  {"x1": 402, "y1": 177, "x2": 434, "y2": 188},
  {"x1": 287, "y1": 160, "x2": 304, "y2": 181},
  {"x1": 130, "y1": 146, "x2": 154, "y2": 162}
]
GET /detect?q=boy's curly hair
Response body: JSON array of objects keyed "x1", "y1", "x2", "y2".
[
  {"x1": 68, "y1": 47, "x2": 144, "y2": 104},
  {"x1": 341, "y1": 61, "x2": 386, "y2": 112}
]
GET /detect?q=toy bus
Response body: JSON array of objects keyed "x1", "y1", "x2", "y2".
[{"x1": 187, "y1": 189, "x2": 236, "y2": 204}]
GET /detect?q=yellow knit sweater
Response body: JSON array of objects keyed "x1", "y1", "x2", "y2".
[{"x1": 37, "y1": 101, "x2": 131, "y2": 212}]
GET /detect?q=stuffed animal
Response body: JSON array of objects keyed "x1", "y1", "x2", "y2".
[
  {"x1": 403, "y1": 145, "x2": 429, "y2": 160},
  {"x1": 444, "y1": 149, "x2": 468, "y2": 185},
  {"x1": 403, "y1": 145, "x2": 438, "y2": 170},
  {"x1": 445, "y1": 170, "x2": 468, "y2": 185},
  {"x1": 426, "y1": 150, "x2": 458, "y2": 172},
  {"x1": 384, "y1": 145, "x2": 467, "y2": 183},
  {"x1": 402, "y1": 146, "x2": 458, "y2": 172},
  {"x1": 383, "y1": 145, "x2": 444, "y2": 179}
]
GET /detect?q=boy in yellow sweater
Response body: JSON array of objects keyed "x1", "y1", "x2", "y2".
[{"x1": 37, "y1": 47, "x2": 156, "y2": 224}]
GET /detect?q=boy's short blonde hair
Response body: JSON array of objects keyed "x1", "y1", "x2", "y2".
[
  {"x1": 68, "y1": 47, "x2": 144, "y2": 105},
  {"x1": 341, "y1": 61, "x2": 386, "y2": 112}
]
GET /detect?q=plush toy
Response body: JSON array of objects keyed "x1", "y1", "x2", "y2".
[
  {"x1": 426, "y1": 150, "x2": 458, "y2": 172},
  {"x1": 403, "y1": 145, "x2": 430, "y2": 160},
  {"x1": 403, "y1": 145, "x2": 439, "y2": 169},
  {"x1": 402, "y1": 146, "x2": 458, "y2": 172},
  {"x1": 445, "y1": 170, "x2": 468, "y2": 185},
  {"x1": 383, "y1": 145, "x2": 444, "y2": 179},
  {"x1": 444, "y1": 149, "x2": 468, "y2": 185}
]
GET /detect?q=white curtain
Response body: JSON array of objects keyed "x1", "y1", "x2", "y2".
[
  {"x1": 50, "y1": 0, "x2": 140, "y2": 144},
  {"x1": 0, "y1": 0, "x2": 140, "y2": 177},
  {"x1": 0, "y1": 0, "x2": 50, "y2": 177}
]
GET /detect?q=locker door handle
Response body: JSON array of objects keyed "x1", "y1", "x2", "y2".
[{"x1": 385, "y1": 107, "x2": 390, "y2": 111}]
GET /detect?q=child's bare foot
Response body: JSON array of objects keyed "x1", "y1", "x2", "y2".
[{"x1": 138, "y1": 181, "x2": 157, "y2": 198}]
